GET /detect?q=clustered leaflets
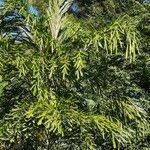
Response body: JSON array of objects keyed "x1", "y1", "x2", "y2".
[{"x1": 0, "y1": 0, "x2": 150, "y2": 150}]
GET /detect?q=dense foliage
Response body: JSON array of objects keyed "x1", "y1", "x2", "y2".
[{"x1": 0, "y1": 0, "x2": 150, "y2": 149}]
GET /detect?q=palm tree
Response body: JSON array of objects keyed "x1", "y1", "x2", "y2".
[{"x1": 0, "y1": 0, "x2": 149, "y2": 149}]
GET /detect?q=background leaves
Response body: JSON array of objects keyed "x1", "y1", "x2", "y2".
[{"x1": 0, "y1": 0, "x2": 150, "y2": 150}]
